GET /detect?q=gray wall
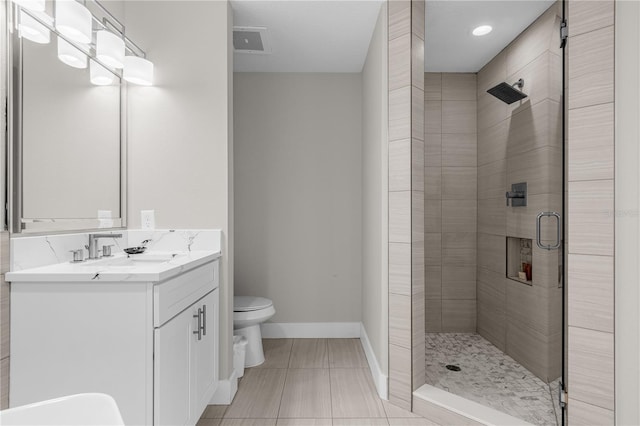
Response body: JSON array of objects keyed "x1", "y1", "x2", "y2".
[
  {"x1": 361, "y1": 5, "x2": 389, "y2": 374},
  {"x1": 234, "y1": 73, "x2": 363, "y2": 323},
  {"x1": 424, "y1": 73, "x2": 478, "y2": 332},
  {"x1": 476, "y1": 3, "x2": 562, "y2": 382},
  {"x1": 124, "y1": 0, "x2": 235, "y2": 377}
]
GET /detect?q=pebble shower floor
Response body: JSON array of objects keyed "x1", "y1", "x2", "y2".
[{"x1": 425, "y1": 333, "x2": 562, "y2": 426}]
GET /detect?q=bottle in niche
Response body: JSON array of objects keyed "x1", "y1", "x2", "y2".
[{"x1": 523, "y1": 263, "x2": 532, "y2": 281}]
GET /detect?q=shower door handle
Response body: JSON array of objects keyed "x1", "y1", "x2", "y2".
[{"x1": 536, "y1": 211, "x2": 561, "y2": 250}]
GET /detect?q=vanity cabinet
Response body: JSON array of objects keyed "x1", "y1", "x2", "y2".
[
  {"x1": 9, "y1": 257, "x2": 220, "y2": 426},
  {"x1": 155, "y1": 290, "x2": 218, "y2": 426}
]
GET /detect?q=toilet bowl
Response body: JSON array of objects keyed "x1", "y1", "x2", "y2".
[{"x1": 233, "y1": 296, "x2": 275, "y2": 367}]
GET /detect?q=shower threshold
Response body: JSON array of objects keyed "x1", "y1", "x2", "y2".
[{"x1": 413, "y1": 384, "x2": 534, "y2": 426}]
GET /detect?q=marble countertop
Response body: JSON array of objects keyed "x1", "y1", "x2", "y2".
[{"x1": 6, "y1": 250, "x2": 221, "y2": 283}]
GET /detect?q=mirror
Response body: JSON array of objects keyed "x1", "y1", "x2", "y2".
[{"x1": 13, "y1": 32, "x2": 124, "y2": 232}]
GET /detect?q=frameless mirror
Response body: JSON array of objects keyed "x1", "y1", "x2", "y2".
[{"x1": 13, "y1": 31, "x2": 124, "y2": 232}]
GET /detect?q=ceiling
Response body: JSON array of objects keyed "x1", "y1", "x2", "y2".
[
  {"x1": 425, "y1": 0, "x2": 556, "y2": 72},
  {"x1": 231, "y1": 0, "x2": 555, "y2": 73},
  {"x1": 231, "y1": 1, "x2": 384, "y2": 72}
]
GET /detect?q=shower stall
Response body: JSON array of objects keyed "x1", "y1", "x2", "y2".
[{"x1": 422, "y1": 2, "x2": 564, "y2": 425}]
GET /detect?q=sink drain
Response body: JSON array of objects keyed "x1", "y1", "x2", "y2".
[{"x1": 446, "y1": 364, "x2": 461, "y2": 372}]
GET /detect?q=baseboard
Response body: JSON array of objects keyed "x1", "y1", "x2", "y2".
[
  {"x1": 260, "y1": 322, "x2": 361, "y2": 338},
  {"x1": 209, "y1": 370, "x2": 238, "y2": 405},
  {"x1": 359, "y1": 323, "x2": 388, "y2": 400}
]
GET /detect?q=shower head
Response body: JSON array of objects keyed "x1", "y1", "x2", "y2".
[{"x1": 486, "y1": 78, "x2": 528, "y2": 104}]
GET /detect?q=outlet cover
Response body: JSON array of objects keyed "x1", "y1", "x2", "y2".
[{"x1": 141, "y1": 210, "x2": 155, "y2": 230}]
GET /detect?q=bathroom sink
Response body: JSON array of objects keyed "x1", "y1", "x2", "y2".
[
  {"x1": 0, "y1": 393, "x2": 124, "y2": 425},
  {"x1": 89, "y1": 253, "x2": 181, "y2": 267}
]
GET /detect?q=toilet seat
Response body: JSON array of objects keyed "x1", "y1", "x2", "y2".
[{"x1": 234, "y1": 296, "x2": 273, "y2": 312}]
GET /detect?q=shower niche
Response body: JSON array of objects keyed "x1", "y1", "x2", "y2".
[{"x1": 506, "y1": 237, "x2": 533, "y2": 285}]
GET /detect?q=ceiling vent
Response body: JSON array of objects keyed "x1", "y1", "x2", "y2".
[{"x1": 233, "y1": 26, "x2": 272, "y2": 54}]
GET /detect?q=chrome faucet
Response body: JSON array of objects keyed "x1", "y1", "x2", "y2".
[{"x1": 88, "y1": 233, "x2": 123, "y2": 259}]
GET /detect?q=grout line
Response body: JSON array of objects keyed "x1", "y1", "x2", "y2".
[
  {"x1": 286, "y1": 339, "x2": 295, "y2": 369},
  {"x1": 548, "y1": 382, "x2": 560, "y2": 426},
  {"x1": 328, "y1": 343, "x2": 334, "y2": 421},
  {"x1": 567, "y1": 100, "x2": 614, "y2": 111},
  {"x1": 275, "y1": 365, "x2": 289, "y2": 420}
]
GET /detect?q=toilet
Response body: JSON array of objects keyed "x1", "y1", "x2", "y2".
[{"x1": 233, "y1": 296, "x2": 275, "y2": 367}]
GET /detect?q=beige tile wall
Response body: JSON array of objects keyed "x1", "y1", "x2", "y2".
[
  {"x1": 476, "y1": 3, "x2": 563, "y2": 382},
  {"x1": 566, "y1": 0, "x2": 616, "y2": 422},
  {"x1": 388, "y1": 0, "x2": 425, "y2": 410},
  {"x1": 424, "y1": 73, "x2": 477, "y2": 333}
]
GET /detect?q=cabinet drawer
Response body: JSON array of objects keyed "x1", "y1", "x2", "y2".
[{"x1": 154, "y1": 261, "x2": 218, "y2": 327}]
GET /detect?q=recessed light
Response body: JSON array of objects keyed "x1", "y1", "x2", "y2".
[{"x1": 472, "y1": 25, "x2": 493, "y2": 36}]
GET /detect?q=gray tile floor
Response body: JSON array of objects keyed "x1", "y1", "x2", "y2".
[
  {"x1": 425, "y1": 333, "x2": 562, "y2": 426},
  {"x1": 198, "y1": 338, "x2": 432, "y2": 426}
]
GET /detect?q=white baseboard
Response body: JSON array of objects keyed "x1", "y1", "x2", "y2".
[
  {"x1": 260, "y1": 322, "x2": 361, "y2": 338},
  {"x1": 360, "y1": 323, "x2": 388, "y2": 400},
  {"x1": 210, "y1": 370, "x2": 238, "y2": 405}
]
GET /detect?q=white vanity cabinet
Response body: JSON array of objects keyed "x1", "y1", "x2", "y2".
[
  {"x1": 154, "y1": 290, "x2": 218, "y2": 425},
  {"x1": 9, "y1": 256, "x2": 220, "y2": 426}
]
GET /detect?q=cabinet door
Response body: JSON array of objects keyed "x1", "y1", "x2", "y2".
[
  {"x1": 192, "y1": 289, "x2": 219, "y2": 419},
  {"x1": 154, "y1": 304, "x2": 197, "y2": 426}
]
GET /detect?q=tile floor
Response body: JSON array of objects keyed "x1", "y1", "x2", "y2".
[
  {"x1": 425, "y1": 333, "x2": 562, "y2": 426},
  {"x1": 198, "y1": 338, "x2": 432, "y2": 426}
]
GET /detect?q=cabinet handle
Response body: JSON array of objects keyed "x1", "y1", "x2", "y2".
[
  {"x1": 201, "y1": 305, "x2": 207, "y2": 336},
  {"x1": 193, "y1": 308, "x2": 202, "y2": 340}
]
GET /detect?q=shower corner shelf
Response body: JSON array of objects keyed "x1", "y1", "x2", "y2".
[{"x1": 506, "y1": 236, "x2": 533, "y2": 286}]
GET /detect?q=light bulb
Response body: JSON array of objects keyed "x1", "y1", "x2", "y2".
[
  {"x1": 90, "y1": 59, "x2": 116, "y2": 85},
  {"x1": 123, "y1": 56, "x2": 154, "y2": 86},
  {"x1": 96, "y1": 30, "x2": 125, "y2": 69},
  {"x1": 472, "y1": 25, "x2": 493, "y2": 36},
  {"x1": 55, "y1": 0, "x2": 92, "y2": 44},
  {"x1": 89, "y1": 59, "x2": 116, "y2": 86},
  {"x1": 12, "y1": 0, "x2": 45, "y2": 12},
  {"x1": 19, "y1": 10, "x2": 51, "y2": 44},
  {"x1": 57, "y1": 36, "x2": 88, "y2": 69}
]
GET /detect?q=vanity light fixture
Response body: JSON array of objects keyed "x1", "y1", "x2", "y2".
[
  {"x1": 123, "y1": 56, "x2": 154, "y2": 86},
  {"x1": 18, "y1": 9, "x2": 51, "y2": 44},
  {"x1": 96, "y1": 30, "x2": 125, "y2": 69},
  {"x1": 55, "y1": 0, "x2": 93, "y2": 44},
  {"x1": 14, "y1": 0, "x2": 154, "y2": 85},
  {"x1": 89, "y1": 59, "x2": 115, "y2": 85},
  {"x1": 12, "y1": 0, "x2": 45, "y2": 12},
  {"x1": 57, "y1": 36, "x2": 88, "y2": 69},
  {"x1": 472, "y1": 25, "x2": 493, "y2": 36}
]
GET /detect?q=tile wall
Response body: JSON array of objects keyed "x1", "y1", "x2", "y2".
[
  {"x1": 566, "y1": 0, "x2": 615, "y2": 423},
  {"x1": 475, "y1": 3, "x2": 563, "y2": 383},
  {"x1": 388, "y1": 0, "x2": 425, "y2": 409},
  {"x1": 424, "y1": 73, "x2": 478, "y2": 333}
]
